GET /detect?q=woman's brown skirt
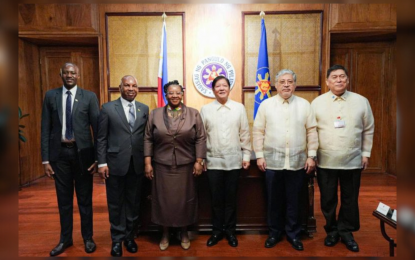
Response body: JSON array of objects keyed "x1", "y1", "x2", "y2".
[{"x1": 151, "y1": 162, "x2": 198, "y2": 227}]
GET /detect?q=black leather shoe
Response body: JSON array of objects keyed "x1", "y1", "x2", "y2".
[
  {"x1": 111, "y1": 242, "x2": 123, "y2": 257},
  {"x1": 84, "y1": 239, "x2": 96, "y2": 253},
  {"x1": 50, "y1": 239, "x2": 73, "y2": 256},
  {"x1": 207, "y1": 233, "x2": 224, "y2": 247},
  {"x1": 124, "y1": 240, "x2": 138, "y2": 253},
  {"x1": 288, "y1": 238, "x2": 304, "y2": 251},
  {"x1": 342, "y1": 238, "x2": 359, "y2": 252},
  {"x1": 324, "y1": 235, "x2": 340, "y2": 247},
  {"x1": 226, "y1": 234, "x2": 238, "y2": 247},
  {"x1": 264, "y1": 236, "x2": 281, "y2": 248}
]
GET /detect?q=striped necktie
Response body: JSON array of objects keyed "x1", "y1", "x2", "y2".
[{"x1": 128, "y1": 103, "x2": 135, "y2": 131}]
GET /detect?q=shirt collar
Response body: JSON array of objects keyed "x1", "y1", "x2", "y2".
[
  {"x1": 167, "y1": 104, "x2": 182, "y2": 111},
  {"x1": 213, "y1": 99, "x2": 231, "y2": 110},
  {"x1": 63, "y1": 85, "x2": 77, "y2": 96},
  {"x1": 120, "y1": 96, "x2": 135, "y2": 107},
  {"x1": 329, "y1": 90, "x2": 348, "y2": 101},
  {"x1": 276, "y1": 93, "x2": 295, "y2": 104}
]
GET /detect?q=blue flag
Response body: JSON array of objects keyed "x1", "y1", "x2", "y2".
[{"x1": 254, "y1": 18, "x2": 271, "y2": 119}]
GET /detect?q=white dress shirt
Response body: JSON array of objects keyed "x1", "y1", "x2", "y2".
[
  {"x1": 311, "y1": 90, "x2": 374, "y2": 169},
  {"x1": 253, "y1": 94, "x2": 318, "y2": 170},
  {"x1": 120, "y1": 96, "x2": 136, "y2": 120},
  {"x1": 42, "y1": 86, "x2": 77, "y2": 165},
  {"x1": 98, "y1": 97, "x2": 136, "y2": 169},
  {"x1": 200, "y1": 99, "x2": 251, "y2": 170}
]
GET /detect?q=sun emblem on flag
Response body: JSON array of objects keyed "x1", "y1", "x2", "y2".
[
  {"x1": 255, "y1": 72, "x2": 271, "y2": 100},
  {"x1": 203, "y1": 65, "x2": 224, "y2": 85}
]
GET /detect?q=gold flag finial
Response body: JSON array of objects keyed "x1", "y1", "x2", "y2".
[
  {"x1": 162, "y1": 12, "x2": 167, "y2": 21},
  {"x1": 260, "y1": 11, "x2": 265, "y2": 18}
]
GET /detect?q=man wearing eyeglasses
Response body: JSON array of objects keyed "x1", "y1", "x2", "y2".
[
  {"x1": 311, "y1": 64, "x2": 374, "y2": 252},
  {"x1": 253, "y1": 69, "x2": 318, "y2": 251}
]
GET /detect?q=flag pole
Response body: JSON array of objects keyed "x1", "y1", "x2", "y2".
[{"x1": 158, "y1": 12, "x2": 168, "y2": 107}]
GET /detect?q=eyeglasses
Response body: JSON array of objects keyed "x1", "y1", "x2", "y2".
[
  {"x1": 167, "y1": 92, "x2": 183, "y2": 96},
  {"x1": 278, "y1": 80, "x2": 294, "y2": 86}
]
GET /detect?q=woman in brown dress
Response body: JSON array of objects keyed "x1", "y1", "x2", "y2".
[{"x1": 144, "y1": 80, "x2": 206, "y2": 250}]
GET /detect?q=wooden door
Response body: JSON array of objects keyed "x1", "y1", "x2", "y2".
[
  {"x1": 40, "y1": 47, "x2": 99, "y2": 98},
  {"x1": 331, "y1": 41, "x2": 396, "y2": 174}
]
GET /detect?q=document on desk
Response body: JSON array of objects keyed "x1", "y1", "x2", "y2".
[
  {"x1": 377, "y1": 202, "x2": 390, "y2": 216},
  {"x1": 392, "y1": 210, "x2": 397, "y2": 222}
]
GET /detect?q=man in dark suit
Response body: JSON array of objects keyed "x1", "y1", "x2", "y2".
[
  {"x1": 41, "y1": 62, "x2": 99, "y2": 256},
  {"x1": 97, "y1": 75, "x2": 149, "y2": 257}
]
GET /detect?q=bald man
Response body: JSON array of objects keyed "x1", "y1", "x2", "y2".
[
  {"x1": 41, "y1": 62, "x2": 99, "y2": 256},
  {"x1": 97, "y1": 75, "x2": 149, "y2": 256}
]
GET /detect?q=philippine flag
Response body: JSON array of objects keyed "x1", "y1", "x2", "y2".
[{"x1": 158, "y1": 20, "x2": 168, "y2": 107}]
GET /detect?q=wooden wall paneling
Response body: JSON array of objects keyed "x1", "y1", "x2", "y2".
[
  {"x1": 40, "y1": 47, "x2": 99, "y2": 95},
  {"x1": 353, "y1": 44, "x2": 389, "y2": 173},
  {"x1": 321, "y1": 4, "x2": 331, "y2": 93},
  {"x1": 98, "y1": 31, "x2": 106, "y2": 106},
  {"x1": 19, "y1": 35, "x2": 99, "y2": 47},
  {"x1": 18, "y1": 39, "x2": 44, "y2": 185},
  {"x1": 329, "y1": 4, "x2": 397, "y2": 33},
  {"x1": 179, "y1": 4, "x2": 243, "y2": 110},
  {"x1": 18, "y1": 4, "x2": 99, "y2": 35},
  {"x1": 331, "y1": 42, "x2": 395, "y2": 174},
  {"x1": 75, "y1": 48, "x2": 100, "y2": 98},
  {"x1": 40, "y1": 48, "x2": 72, "y2": 92},
  {"x1": 387, "y1": 42, "x2": 396, "y2": 176}
]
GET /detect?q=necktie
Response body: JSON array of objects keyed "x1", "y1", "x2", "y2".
[
  {"x1": 65, "y1": 91, "x2": 73, "y2": 140},
  {"x1": 128, "y1": 103, "x2": 135, "y2": 131}
]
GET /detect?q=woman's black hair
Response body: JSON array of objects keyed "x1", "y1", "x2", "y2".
[{"x1": 163, "y1": 80, "x2": 184, "y2": 94}]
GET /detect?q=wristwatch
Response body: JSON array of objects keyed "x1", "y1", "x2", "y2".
[
  {"x1": 308, "y1": 156, "x2": 317, "y2": 160},
  {"x1": 196, "y1": 159, "x2": 205, "y2": 166}
]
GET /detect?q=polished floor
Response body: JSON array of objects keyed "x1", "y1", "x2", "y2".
[{"x1": 19, "y1": 172, "x2": 396, "y2": 257}]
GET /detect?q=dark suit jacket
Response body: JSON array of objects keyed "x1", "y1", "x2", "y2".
[
  {"x1": 144, "y1": 105, "x2": 206, "y2": 166},
  {"x1": 41, "y1": 87, "x2": 99, "y2": 174},
  {"x1": 97, "y1": 98, "x2": 149, "y2": 176}
]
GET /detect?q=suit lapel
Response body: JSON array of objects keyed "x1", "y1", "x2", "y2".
[
  {"x1": 132, "y1": 101, "x2": 143, "y2": 132},
  {"x1": 115, "y1": 98, "x2": 130, "y2": 131},
  {"x1": 72, "y1": 88, "x2": 82, "y2": 116},
  {"x1": 56, "y1": 88, "x2": 63, "y2": 125}
]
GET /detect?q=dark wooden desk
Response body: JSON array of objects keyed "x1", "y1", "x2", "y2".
[{"x1": 372, "y1": 210, "x2": 397, "y2": 256}]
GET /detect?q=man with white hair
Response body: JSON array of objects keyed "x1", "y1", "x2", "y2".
[{"x1": 253, "y1": 69, "x2": 318, "y2": 251}]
